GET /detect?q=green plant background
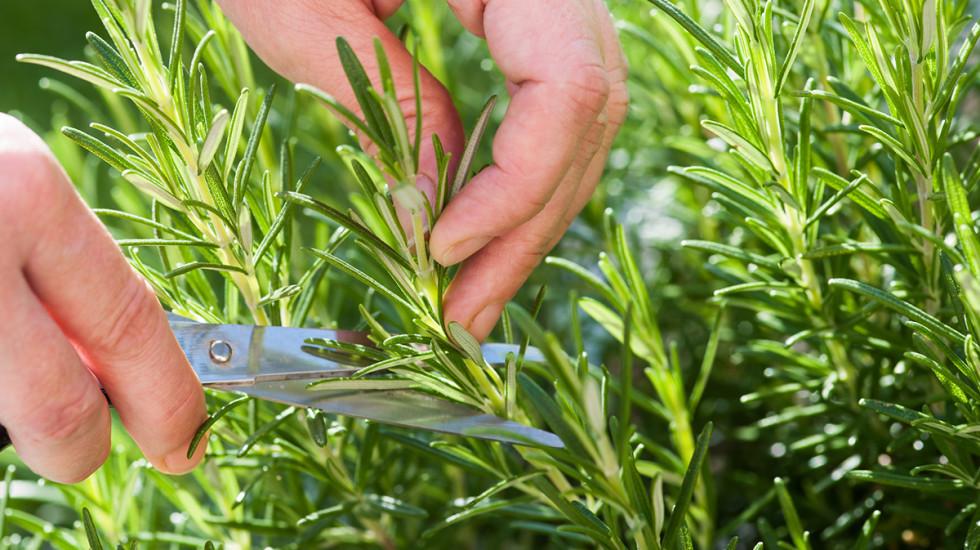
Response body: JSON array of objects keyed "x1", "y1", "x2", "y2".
[{"x1": 1, "y1": 0, "x2": 979, "y2": 548}]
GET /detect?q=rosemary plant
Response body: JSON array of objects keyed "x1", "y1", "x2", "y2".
[
  {"x1": 9, "y1": 1, "x2": 713, "y2": 548},
  {"x1": 628, "y1": 0, "x2": 980, "y2": 545},
  {"x1": 2, "y1": 0, "x2": 979, "y2": 548}
]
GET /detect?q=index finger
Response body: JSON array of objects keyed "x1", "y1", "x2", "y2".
[
  {"x1": 429, "y1": 0, "x2": 610, "y2": 265},
  {"x1": 1, "y1": 115, "x2": 207, "y2": 474}
]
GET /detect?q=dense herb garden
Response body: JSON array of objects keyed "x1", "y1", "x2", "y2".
[{"x1": 1, "y1": 0, "x2": 979, "y2": 547}]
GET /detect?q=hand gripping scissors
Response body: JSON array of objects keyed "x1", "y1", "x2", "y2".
[{"x1": 0, "y1": 314, "x2": 563, "y2": 453}]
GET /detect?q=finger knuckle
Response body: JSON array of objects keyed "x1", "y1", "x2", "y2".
[
  {"x1": 580, "y1": 120, "x2": 608, "y2": 153},
  {"x1": 90, "y1": 276, "x2": 164, "y2": 361},
  {"x1": 492, "y1": 166, "x2": 553, "y2": 215},
  {"x1": 560, "y1": 63, "x2": 610, "y2": 118},
  {"x1": 492, "y1": 181, "x2": 550, "y2": 222},
  {"x1": 514, "y1": 236, "x2": 552, "y2": 268},
  {"x1": 607, "y1": 82, "x2": 630, "y2": 129},
  {"x1": 523, "y1": 188, "x2": 553, "y2": 214},
  {"x1": 31, "y1": 385, "x2": 105, "y2": 444}
]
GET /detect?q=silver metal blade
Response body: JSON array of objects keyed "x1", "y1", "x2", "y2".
[
  {"x1": 170, "y1": 315, "x2": 547, "y2": 386},
  {"x1": 217, "y1": 380, "x2": 564, "y2": 448},
  {"x1": 171, "y1": 320, "x2": 366, "y2": 386}
]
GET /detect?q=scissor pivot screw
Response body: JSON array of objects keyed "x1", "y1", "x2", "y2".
[{"x1": 209, "y1": 340, "x2": 233, "y2": 364}]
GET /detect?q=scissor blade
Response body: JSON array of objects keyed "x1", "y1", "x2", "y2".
[
  {"x1": 171, "y1": 320, "x2": 367, "y2": 386},
  {"x1": 217, "y1": 380, "x2": 564, "y2": 448},
  {"x1": 169, "y1": 314, "x2": 548, "y2": 387}
]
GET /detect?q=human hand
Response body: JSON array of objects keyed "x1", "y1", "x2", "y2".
[
  {"x1": 217, "y1": 0, "x2": 627, "y2": 340},
  {"x1": 0, "y1": 114, "x2": 208, "y2": 483}
]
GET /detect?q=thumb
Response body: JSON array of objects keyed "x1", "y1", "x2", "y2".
[{"x1": 216, "y1": 0, "x2": 463, "y2": 192}]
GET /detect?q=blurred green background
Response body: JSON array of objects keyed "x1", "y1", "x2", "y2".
[{"x1": 0, "y1": 2, "x2": 101, "y2": 126}]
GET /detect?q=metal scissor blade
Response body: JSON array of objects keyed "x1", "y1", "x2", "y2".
[
  {"x1": 170, "y1": 314, "x2": 547, "y2": 387},
  {"x1": 170, "y1": 319, "x2": 368, "y2": 386},
  {"x1": 218, "y1": 380, "x2": 564, "y2": 449}
]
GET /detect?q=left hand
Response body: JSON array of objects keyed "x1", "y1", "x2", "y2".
[{"x1": 217, "y1": 0, "x2": 628, "y2": 340}]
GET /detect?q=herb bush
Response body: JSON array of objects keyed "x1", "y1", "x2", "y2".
[{"x1": 0, "y1": 0, "x2": 978, "y2": 548}]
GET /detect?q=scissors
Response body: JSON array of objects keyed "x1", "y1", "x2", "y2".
[{"x1": 0, "y1": 314, "x2": 563, "y2": 453}]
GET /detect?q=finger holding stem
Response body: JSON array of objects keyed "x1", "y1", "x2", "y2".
[{"x1": 436, "y1": 0, "x2": 629, "y2": 339}]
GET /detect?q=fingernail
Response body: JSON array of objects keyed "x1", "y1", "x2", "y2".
[{"x1": 435, "y1": 235, "x2": 493, "y2": 265}]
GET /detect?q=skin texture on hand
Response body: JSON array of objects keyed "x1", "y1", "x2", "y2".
[
  {"x1": 0, "y1": 114, "x2": 208, "y2": 483},
  {"x1": 216, "y1": 0, "x2": 627, "y2": 340}
]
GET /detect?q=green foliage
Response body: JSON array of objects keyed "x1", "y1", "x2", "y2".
[
  {"x1": 0, "y1": 0, "x2": 978, "y2": 548},
  {"x1": 632, "y1": 0, "x2": 980, "y2": 546}
]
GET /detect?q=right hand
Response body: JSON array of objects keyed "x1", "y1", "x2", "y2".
[
  {"x1": 217, "y1": 0, "x2": 627, "y2": 341},
  {"x1": 0, "y1": 113, "x2": 208, "y2": 483}
]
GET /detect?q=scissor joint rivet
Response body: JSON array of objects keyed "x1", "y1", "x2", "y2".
[{"x1": 209, "y1": 340, "x2": 233, "y2": 364}]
